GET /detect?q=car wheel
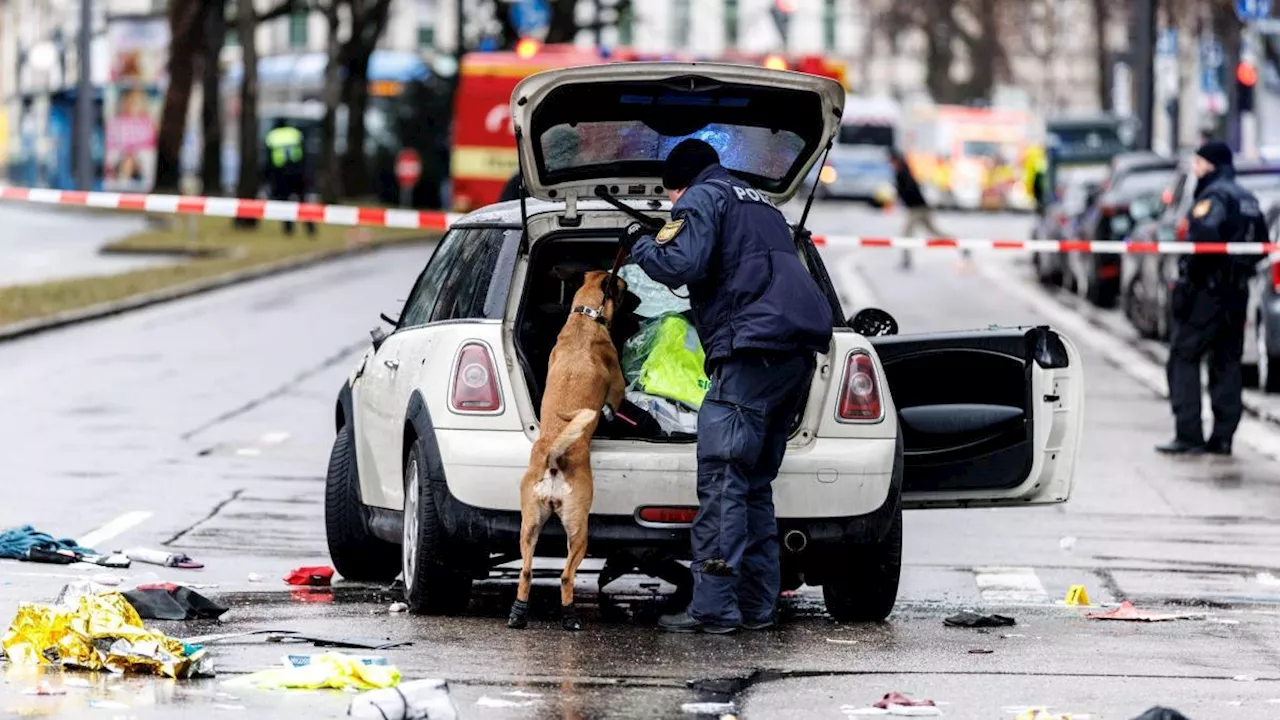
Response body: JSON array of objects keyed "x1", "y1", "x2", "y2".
[
  {"x1": 822, "y1": 506, "x2": 903, "y2": 623},
  {"x1": 324, "y1": 424, "x2": 401, "y2": 582},
  {"x1": 403, "y1": 440, "x2": 474, "y2": 615},
  {"x1": 1259, "y1": 320, "x2": 1280, "y2": 393}
]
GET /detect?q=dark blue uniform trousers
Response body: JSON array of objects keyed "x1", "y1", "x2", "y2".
[{"x1": 689, "y1": 353, "x2": 814, "y2": 626}]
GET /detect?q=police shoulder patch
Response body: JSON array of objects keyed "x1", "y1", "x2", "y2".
[
  {"x1": 655, "y1": 219, "x2": 685, "y2": 244},
  {"x1": 1192, "y1": 199, "x2": 1212, "y2": 218}
]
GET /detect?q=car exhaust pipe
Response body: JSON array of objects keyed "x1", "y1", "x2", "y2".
[{"x1": 783, "y1": 530, "x2": 808, "y2": 554}]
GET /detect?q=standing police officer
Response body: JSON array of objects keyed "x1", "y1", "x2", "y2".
[
  {"x1": 264, "y1": 119, "x2": 316, "y2": 237},
  {"x1": 621, "y1": 139, "x2": 834, "y2": 633},
  {"x1": 1158, "y1": 141, "x2": 1267, "y2": 456}
]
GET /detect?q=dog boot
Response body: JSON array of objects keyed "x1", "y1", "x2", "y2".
[
  {"x1": 508, "y1": 599, "x2": 530, "y2": 629},
  {"x1": 561, "y1": 604, "x2": 584, "y2": 632}
]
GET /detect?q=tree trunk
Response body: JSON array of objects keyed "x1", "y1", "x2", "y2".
[
  {"x1": 1092, "y1": 0, "x2": 1113, "y2": 111},
  {"x1": 319, "y1": 1, "x2": 343, "y2": 202},
  {"x1": 235, "y1": 0, "x2": 260, "y2": 223},
  {"x1": 923, "y1": 4, "x2": 960, "y2": 104},
  {"x1": 340, "y1": 0, "x2": 392, "y2": 200},
  {"x1": 200, "y1": 2, "x2": 226, "y2": 196},
  {"x1": 153, "y1": 1, "x2": 205, "y2": 194},
  {"x1": 545, "y1": 0, "x2": 579, "y2": 43}
]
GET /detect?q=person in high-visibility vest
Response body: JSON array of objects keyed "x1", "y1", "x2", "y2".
[
  {"x1": 264, "y1": 119, "x2": 316, "y2": 236},
  {"x1": 1024, "y1": 145, "x2": 1048, "y2": 216}
]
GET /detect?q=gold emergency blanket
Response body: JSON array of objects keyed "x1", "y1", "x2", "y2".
[{"x1": 2, "y1": 592, "x2": 210, "y2": 678}]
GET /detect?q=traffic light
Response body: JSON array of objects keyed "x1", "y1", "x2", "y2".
[{"x1": 1237, "y1": 61, "x2": 1257, "y2": 113}]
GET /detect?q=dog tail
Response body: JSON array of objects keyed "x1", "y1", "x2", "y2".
[{"x1": 547, "y1": 409, "x2": 597, "y2": 471}]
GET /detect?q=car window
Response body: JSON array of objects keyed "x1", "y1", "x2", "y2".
[
  {"x1": 398, "y1": 229, "x2": 466, "y2": 328},
  {"x1": 429, "y1": 228, "x2": 506, "y2": 322}
]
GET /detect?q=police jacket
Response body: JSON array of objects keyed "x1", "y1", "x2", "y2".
[
  {"x1": 1181, "y1": 165, "x2": 1267, "y2": 290},
  {"x1": 630, "y1": 164, "x2": 834, "y2": 364}
]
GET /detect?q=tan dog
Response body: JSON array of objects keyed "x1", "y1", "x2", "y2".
[{"x1": 508, "y1": 270, "x2": 628, "y2": 631}]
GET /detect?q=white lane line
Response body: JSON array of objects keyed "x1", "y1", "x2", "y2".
[
  {"x1": 974, "y1": 566, "x2": 1050, "y2": 604},
  {"x1": 977, "y1": 259, "x2": 1280, "y2": 462},
  {"x1": 79, "y1": 510, "x2": 153, "y2": 549},
  {"x1": 260, "y1": 431, "x2": 291, "y2": 445}
]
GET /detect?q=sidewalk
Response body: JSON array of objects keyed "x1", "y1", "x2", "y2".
[{"x1": 0, "y1": 203, "x2": 168, "y2": 286}]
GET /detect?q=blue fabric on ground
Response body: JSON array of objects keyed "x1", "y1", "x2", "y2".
[{"x1": 0, "y1": 525, "x2": 97, "y2": 559}]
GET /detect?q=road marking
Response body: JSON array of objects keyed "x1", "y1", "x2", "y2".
[
  {"x1": 977, "y1": 259, "x2": 1280, "y2": 462},
  {"x1": 260, "y1": 431, "x2": 291, "y2": 445},
  {"x1": 79, "y1": 510, "x2": 153, "y2": 549},
  {"x1": 235, "y1": 447, "x2": 262, "y2": 457},
  {"x1": 974, "y1": 566, "x2": 1050, "y2": 604}
]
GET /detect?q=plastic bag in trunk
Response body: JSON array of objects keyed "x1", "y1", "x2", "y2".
[
  {"x1": 622, "y1": 312, "x2": 709, "y2": 410},
  {"x1": 625, "y1": 390, "x2": 698, "y2": 435}
]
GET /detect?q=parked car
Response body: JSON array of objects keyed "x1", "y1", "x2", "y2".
[
  {"x1": 804, "y1": 144, "x2": 897, "y2": 206},
  {"x1": 322, "y1": 63, "x2": 1085, "y2": 623},
  {"x1": 1246, "y1": 200, "x2": 1280, "y2": 392},
  {"x1": 1064, "y1": 153, "x2": 1178, "y2": 307},
  {"x1": 1031, "y1": 171, "x2": 1107, "y2": 286},
  {"x1": 1123, "y1": 162, "x2": 1280, "y2": 347}
]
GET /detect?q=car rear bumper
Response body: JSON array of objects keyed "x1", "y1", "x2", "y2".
[{"x1": 434, "y1": 429, "x2": 896, "y2": 518}]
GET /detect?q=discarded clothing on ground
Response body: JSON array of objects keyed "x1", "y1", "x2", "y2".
[
  {"x1": 224, "y1": 651, "x2": 400, "y2": 691},
  {"x1": 123, "y1": 584, "x2": 228, "y2": 621},
  {"x1": 284, "y1": 565, "x2": 335, "y2": 586},
  {"x1": 1129, "y1": 708, "x2": 1192, "y2": 720},
  {"x1": 861, "y1": 691, "x2": 942, "y2": 716},
  {"x1": 943, "y1": 611, "x2": 1016, "y2": 628},
  {"x1": 622, "y1": 312, "x2": 710, "y2": 410},
  {"x1": 1, "y1": 592, "x2": 212, "y2": 678},
  {"x1": 1085, "y1": 602, "x2": 1204, "y2": 622},
  {"x1": 0, "y1": 525, "x2": 97, "y2": 562},
  {"x1": 349, "y1": 678, "x2": 460, "y2": 719},
  {"x1": 266, "y1": 631, "x2": 410, "y2": 650}
]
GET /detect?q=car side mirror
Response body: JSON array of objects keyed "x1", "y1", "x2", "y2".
[
  {"x1": 370, "y1": 326, "x2": 388, "y2": 351},
  {"x1": 848, "y1": 307, "x2": 899, "y2": 337}
]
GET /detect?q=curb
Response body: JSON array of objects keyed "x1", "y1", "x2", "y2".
[{"x1": 0, "y1": 237, "x2": 433, "y2": 343}]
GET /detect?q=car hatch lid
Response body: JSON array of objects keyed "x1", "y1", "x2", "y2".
[{"x1": 511, "y1": 62, "x2": 845, "y2": 205}]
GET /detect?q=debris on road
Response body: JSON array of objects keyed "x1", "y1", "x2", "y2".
[
  {"x1": 1257, "y1": 572, "x2": 1280, "y2": 586},
  {"x1": 123, "y1": 547, "x2": 205, "y2": 569},
  {"x1": 349, "y1": 678, "x2": 460, "y2": 719},
  {"x1": 477, "y1": 696, "x2": 538, "y2": 709},
  {"x1": 183, "y1": 629, "x2": 293, "y2": 645},
  {"x1": 967, "y1": 648, "x2": 994, "y2": 654},
  {"x1": 265, "y1": 631, "x2": 410, "y2": 650},
  {"x1": 943, "y1": 612, "x2": 1015, "y2": 628},
  {"x1": 285, "y1": 565, "x2": 335, "y2": 586},
  {"x1": 2, "y1": 592, "x2": 212, "y2": 678},
  {"x1": 21, "y1": 681, "x2": 66, "y2": 696},
  {"x1": 1058, "y1": 536, "x2": 1077, "y2": 551},
  {"x1": 247, "y1": 573, "x2": 264, "y2": 583},
  {"x1": 224, "y1": 651, "x2": 400, "y2": 691},
  {"x1": 123, "y1": 584, "x2": 229, "y2": 621},
  {"x1": 1129, "y1": 708, "x2": 1192, "y2": 720},
  {"x1": 285, "y1": 653, "x2": 389, "y2": 668},
  {"x1": 389, "y1": 602, "x2": 409, "y2": 613},
  {"x1": 872, "y1": 692, "x2": 942, "y2": 716},
  {"x1": 0, "y1": 525, "x2": 96, "y2": 561},
  {"x1": 682, "y1": 701, "x2": 736, "y2": 714},
  {"x1": 826, "y1": 638, "x2": 859, "y2": 645},
  {"x1": 1085, "y1": 602, "x2": 1205, "y2": 622},
  {"x1": 1064, "y1": 584, "x2": 1091, "y2": 605}
]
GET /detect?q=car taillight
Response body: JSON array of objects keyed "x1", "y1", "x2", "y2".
[
  {"x1": 1272, "y1": 261, "x2": 1280, "y2": 292},
  {"x1": 450, "y1": 342, "x2": 502, "y2": 413},
  {"x1": 1175, "y1": 217, "x2": 1189, "y2": 242},
  {"x1": 837, "y1": 352, "x2": 882, "y2": 422},
  {"x1": 637, "y1": 507, "x2": 698, "y2": 524}
]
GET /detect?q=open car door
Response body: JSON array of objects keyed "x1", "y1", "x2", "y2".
[{"x1": 870, "y1": 327, "x2": 1085, "y2": 509}]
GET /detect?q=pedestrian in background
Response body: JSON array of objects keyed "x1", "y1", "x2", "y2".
[
  {"x1": 264, "y1": 119, "x2": 316, "y2": 237},
  {"x1": 1158, "y1": 141, "x2": 1268, "y2": 456},
  {"x1": 890, "y1": 149, "x2": 948, "y2": 270}
]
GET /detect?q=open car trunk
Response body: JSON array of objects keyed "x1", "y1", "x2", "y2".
[{"x1": 513, "y1": 231, "x2": 811, "y2": 443}]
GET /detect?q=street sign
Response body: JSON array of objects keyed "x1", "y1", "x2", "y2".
[
  {"x1": 510, "y1": 0, "x2": 550, "y2": 36},
  {"x1": 1236, "y1": 0, "x2": 1272, "y2": 22},
  {"x1": 396, "y1": 148, "x2": 422, "y2": 189}
]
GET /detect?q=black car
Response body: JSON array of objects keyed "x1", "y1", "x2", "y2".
[
  {"x1": 1123, "y1": 161, "x2": 1280, "y2": 345},
  {"x1": 1064, "y1": 153, "x2": 1178, "y2": 307},
  {"x1": 1247, "y1": 195, "x2": 1280, "y2": 392}
]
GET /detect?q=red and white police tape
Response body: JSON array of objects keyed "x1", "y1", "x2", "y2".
[{"x1": 1, "y1": 186, "x2": 1275, "y2": 255}]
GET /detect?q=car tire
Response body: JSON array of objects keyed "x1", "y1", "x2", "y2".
[
  {"x1": 822, "y1": 506, "x2": 903, "y2": 623},
  {"x1": 324, "y1": 424, "x2": 401, "y2": 582},
  {"x1": 402, "y1": 440, "x2": 474, "y2": 615},
  {"x1": 1259, "y1": 320, "x2": 1280, "y2": 394}
]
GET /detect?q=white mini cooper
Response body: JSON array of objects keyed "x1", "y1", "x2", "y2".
[{"x1": 324, "y1": 63, "x2": 1085, "y2": 621}]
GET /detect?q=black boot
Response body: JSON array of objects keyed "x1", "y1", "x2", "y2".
[
  {"x1": 561, "y1": 604, "x2": 583, "y2": 632},
  {"x1": 1155, "y1": 438, "x2": 1205, "y2": 455},
  {"x1": 508, "y1": 599, "x2": 529, "y2": 629},
  {"x1": 1205, "y1": 438, "x2": 1233, "y2": 455}
]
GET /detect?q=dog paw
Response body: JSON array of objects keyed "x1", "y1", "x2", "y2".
[{"x1": 508, "y1": 600, "x2": 529, "y2": 629}]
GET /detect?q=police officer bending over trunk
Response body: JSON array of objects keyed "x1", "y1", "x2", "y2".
[
  {"x1": 620, "y1": 139, "x2": 834, "y2": 634},
  {"x1": 1158, "y1": 141, "x2": 1267, "y2": 456}
]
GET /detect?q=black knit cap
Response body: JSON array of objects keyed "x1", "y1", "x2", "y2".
[
  {"x1": 1195, "y1": 140, "x2": 1233, "y2": 169},
  {"x1": 662, "y1": 139, "x2": 720, "y2": 191}
]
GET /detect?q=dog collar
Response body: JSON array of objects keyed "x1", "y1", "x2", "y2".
[{"x1": 570, "y1": 305, "x2": 609, "y2": 327}]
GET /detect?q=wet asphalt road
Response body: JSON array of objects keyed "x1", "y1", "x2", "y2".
[
  {"x1": 3, "y1": 203, "x2": 1280, "y2": 719},
  {"x1": 0, "y1": 205, "x2": 164, "y2": 285}
]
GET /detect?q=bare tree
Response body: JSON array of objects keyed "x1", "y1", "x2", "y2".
[
  {"x1": 152, "y1": 1, "x2": 206, "y2": 194},
  {"x1": 318, "y1": 0, "x2": 344, "y2": 202},
  {"x1": 200, "y1": 1, "x2": 227, "y2": 195},
  {"x1": 338, "y1": 0, "x2": 394, "y2": 200}
]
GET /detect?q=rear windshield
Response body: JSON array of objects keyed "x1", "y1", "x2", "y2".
[
  {"x1": 540, "y1": 121, "x2": 806, "y2": 182},
  {"x1": 838, "y1": 124, "x2": 894, "y2": 147},
  {"x1": 1112, "y1": 169, "x2": 1176, "y2": 199}
]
